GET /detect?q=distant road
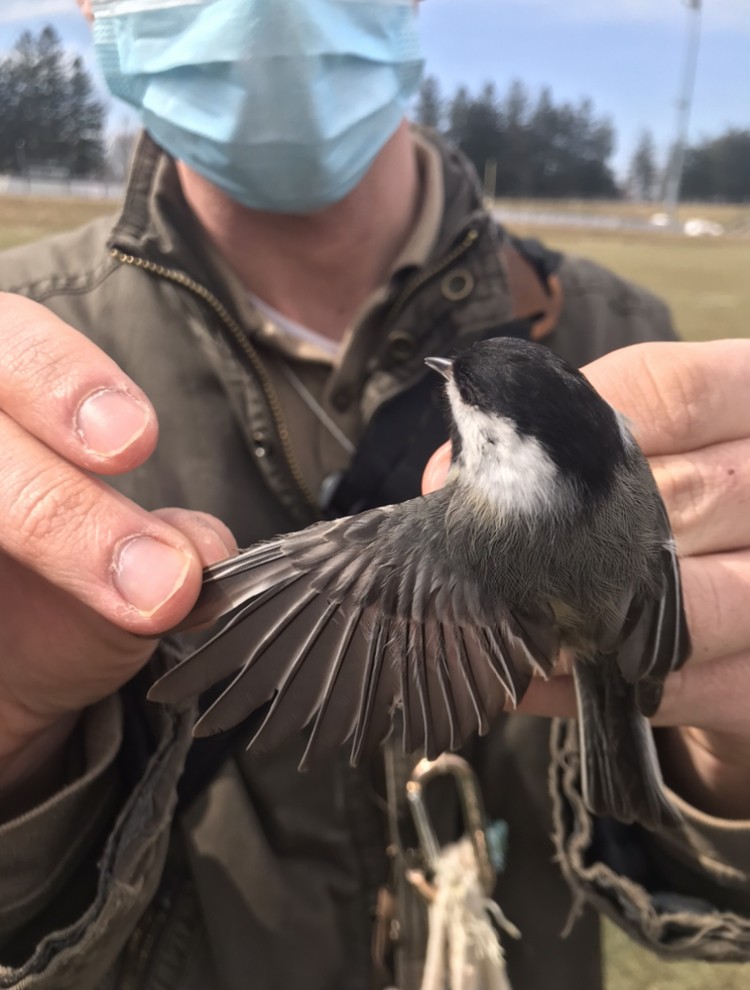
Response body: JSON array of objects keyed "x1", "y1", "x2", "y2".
[
  {"x1": 493, "y1": 206, "x2": 656, "y2": 232},
  {"x1": 0, "y1": 181, "x2": 729, "y2": 238},
  {"x1": 0, "y1": 181, "x2": 656, "y2": 228}
]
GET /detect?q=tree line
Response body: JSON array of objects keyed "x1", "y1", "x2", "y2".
[
  {"x1": 419, "y1": 76, "x2": 750, "y2": 203},
  {"x1": 628, "y1": 128, "x2": 750, "y2": 203},
  {"x1": 0, "y1": 27, "x2": 748, "y2": 202},
  {"x1": 417, "y1": 76, "x2": 619, "y2": 199}
]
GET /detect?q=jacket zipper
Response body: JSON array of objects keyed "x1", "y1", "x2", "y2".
[
  {"x1": 110, "y1": 247, "x2": 319, "y2": 511},
  {"x1": 111, "y1": 226, "x2": 480, "y2": 512}
]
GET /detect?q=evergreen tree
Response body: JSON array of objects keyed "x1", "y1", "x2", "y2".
[
  {"x1": 682, "y1": 129, "x2": 750, "y2": 201},
  {"x1": 65, "y1": 56, "x2": 106, "y2": 176},
  {"x1": 628, "y1": 130, "x2": 658, "y2": 201},
  {"x1": 0, "y1": 26, "x2": 106, "y2": 177},
  {"x1": 447, "y1": 85, "x2": 471, "y2": 148},
  {"x1": 497, "y1": 80, "x2": 532, "y2": 196},
  {"x1": 415, "y1": 75, "x2": 443, "y2": 130},
  {"x1": 449, "y1": 82, "x2": 504, "y2": 184},
  {"x1": 440, "y1": 81, "x2": 618, "y2": 199}
]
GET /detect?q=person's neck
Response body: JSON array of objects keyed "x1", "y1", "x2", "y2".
[{"x1": 177, "y1": 121, "x2": 421, "y2": 342}]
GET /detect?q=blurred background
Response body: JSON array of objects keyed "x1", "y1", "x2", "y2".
[
  {"x1": 0, "y1": 2, "x2": 748, "y2": 986},
  {"x1": 1, "y1": 1, "x2": 749, "y2": 343}
]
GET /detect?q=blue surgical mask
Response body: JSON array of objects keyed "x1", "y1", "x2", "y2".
[{"x1": 92, "y1": 0, "x2": 424, "y2": 213}]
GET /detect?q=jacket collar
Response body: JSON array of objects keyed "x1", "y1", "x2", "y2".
[{"x1": 107, "y1": 129, "x2": 517, "y2": 385}]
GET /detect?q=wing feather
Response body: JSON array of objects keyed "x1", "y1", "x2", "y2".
[
  {"x1": 617, "y1": 505, "x2": 690, "y2": 716},
  {"x1": 150, "y1": 573, "x2": 307, "y2": 702},
  {"x1": 350, "y1": 613, "x2": 392, "y2": 765},
  {"x1": 299, "y1": 606, "x2": 366, "y2": 768},
  {"x1": 150, "y1": 493, "x2": 559, "y2": 766},
  {"x1": 446, "y1": 623, "x2": 491, "y2": 737}
]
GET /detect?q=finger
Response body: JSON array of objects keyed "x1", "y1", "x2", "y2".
[
  {"x1": 681, "y1": 551, "x2": 750, "y2": 664},
  {"x1": 0, "y1": 410, "x2": 203, "y2": 635},
  {"x1": 422, "y1": 441, "x2": 452, "y2": 494},
  {"x1": 653, "y1": 653, "x2": 750, "y2": 734},
  {"x1": 152, "y1": 508, "x2": 238, "y2": 567},
  {"x1": 582, "y1": 339, "x2": 750, "y2": 456},
  {"x1": 516, "y1": 656, "x2": 750, "y2": 738},
  {"x1": 652, "y1": 438, "x2": 750, "y2": 557},
  {"x1": 0, "y1": 294, "x2": 157, "y2": 474},
  {"x1": 516, "y1": 674, "x2": 577, "y2": 719}
]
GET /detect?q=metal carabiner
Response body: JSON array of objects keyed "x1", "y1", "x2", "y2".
[{"x1": 405, "y1": 753, "x2": 496, "y2": 897}]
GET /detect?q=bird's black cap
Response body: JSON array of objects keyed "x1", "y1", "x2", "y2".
[{"x1": 451, "y1": 337, "x2": 628, "y2": 498}]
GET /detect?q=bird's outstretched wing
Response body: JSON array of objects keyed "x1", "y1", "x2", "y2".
[{"x1": 149, "y1": 493, "x2": 556, "y2": 769}]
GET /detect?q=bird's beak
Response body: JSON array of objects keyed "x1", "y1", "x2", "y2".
[{"x1": 425, "y1": 356, "x2": 454, "y2": 380}]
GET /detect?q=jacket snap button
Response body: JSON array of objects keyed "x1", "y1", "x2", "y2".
[
  {"x1": 386, "y1": 331, "x2": 417, "y2": 363},
  {"x1": 252, "y1": 430, "x2": 271, "y2": 458},
  {"x1": 331, "y1": 386, "x2": 354, "y2": 412},
  {"x1": 441, "y1": 268, "x2": 475, "y2": 302}
]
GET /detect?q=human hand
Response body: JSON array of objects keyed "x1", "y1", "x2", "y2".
[
  {"x1": 423, "y1": 339, "x2": 750, "y2": 819},
  {"x1": 0, "y1": 295, "x2": 236, "y2": 802}
]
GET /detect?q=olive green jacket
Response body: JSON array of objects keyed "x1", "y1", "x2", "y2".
[{"x1": 1, "y1": 132, "x2": 749, "y2": 990}]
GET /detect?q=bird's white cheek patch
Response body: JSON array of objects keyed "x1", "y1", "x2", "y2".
[{"x1": 447, "y1": 381, "x2": 564, "y2": 516}]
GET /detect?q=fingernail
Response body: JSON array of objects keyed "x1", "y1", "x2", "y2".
[
  {"x1": 76, "y1": 388, "x2": 152, "y2": 457},
  {"x1": 193, "y1": 516, "x2": 239, "y2": 559},
  {"x1": 113, "y1": 537, "x2": 191, "y2": 615}
]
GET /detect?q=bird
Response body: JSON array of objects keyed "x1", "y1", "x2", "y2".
[{"x1": 149, "y1": 336, "x2": 690, "y2": 829}]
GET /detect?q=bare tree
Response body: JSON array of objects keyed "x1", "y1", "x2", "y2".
[{"x1": 107, "y1": 128, "x2": 139, "y2": 182}]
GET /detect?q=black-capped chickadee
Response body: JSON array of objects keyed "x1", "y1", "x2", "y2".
[{"x1": 150, "y1": 337, "x2": 690, "y2": 829}]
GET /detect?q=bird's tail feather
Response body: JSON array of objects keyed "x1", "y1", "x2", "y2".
[{"x1": 573, "y1": 659, "x2": 682, "y2": 830}]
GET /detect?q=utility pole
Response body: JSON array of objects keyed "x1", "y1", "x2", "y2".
[{"x1": 663, "y1": 0, "x2": 703, "y2": 225}]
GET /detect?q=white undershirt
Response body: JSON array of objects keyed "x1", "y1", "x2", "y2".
[
  {"x1": 247, "y1": 289, "x2": 354, "y2": 455},
  {"x1": 247, "y1": 290, "x2": 341, "y2": 360}
]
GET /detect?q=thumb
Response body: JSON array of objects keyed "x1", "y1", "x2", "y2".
[
  {"x1": 422, "y1": 441, "x2": 452, "y2": 494},
  {"x1": 151, "y1": 508, "x2": 238, "y2": 568}
]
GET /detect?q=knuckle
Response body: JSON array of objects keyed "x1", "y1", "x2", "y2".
[
  {"x1": 653, "y1": 455, "x2": 709, "y2": 538},
  {"x1": 634, "y1": 344, "x2": 714, "y2": 451},
  {"x1": 2, "y1": 327, "x2": 71, "y2": 406},
  {"x1": 697, "y1": 568, "x2": 725, "y2": 652},
  {"x1": 11, "y1": 463, "x2": 93, "y2": 550},
  {"x1": 669, "y1": 358, "x2": 711, "y2": 446}
]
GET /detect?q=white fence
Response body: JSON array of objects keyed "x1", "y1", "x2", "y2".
[{"x1": 0, "y1": 175, "x2": 124, "y2": 200}]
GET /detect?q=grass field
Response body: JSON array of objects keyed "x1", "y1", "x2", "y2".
[
  {"x1": 508, "y1": 224, "x2": 750, "y2": 343},
  {"x1": 1, "y1": 195, "x2": 749, "y2": 988},
  {"x1": 0, "y1": 195, "x2": 120, "y2": 252},
  {"x1": 495, "y1": 196, "x2": 750, "y2": 344}
]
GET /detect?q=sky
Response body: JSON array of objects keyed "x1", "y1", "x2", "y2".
[{"x1": 0, "y1": 0, "x2": 748, "y2": 177}]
